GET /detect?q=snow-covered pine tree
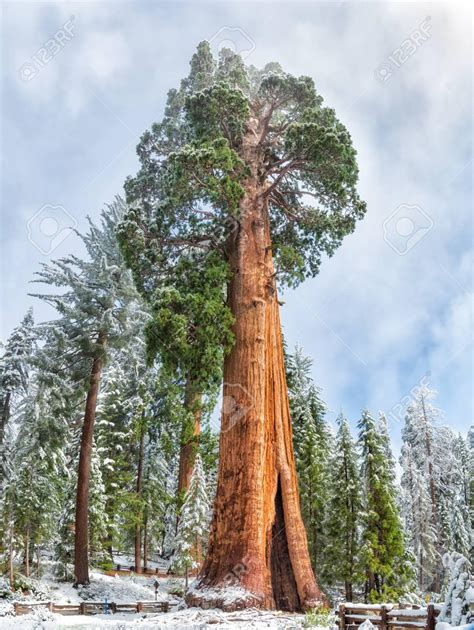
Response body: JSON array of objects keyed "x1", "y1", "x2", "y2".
[
  {"x1": 0, "y1": 309, "x2": 35, "y2": 441},
  {"x1": 358, "y1": 409, "x2": 409, "y2": 601},
  {"x1": 324, "y1": 414, "x2": 362, "y2": 601},
  {"x1": 32, "y1": 198, "x2": 142, "y2": 585},
  {"x1": 286, "y1": 346, "x2": 332, "y2": 578},
  {"x1": 172, "y1": 453, "x2": 210, "y2": 586},
  {"x1": 400, "y1": 442, "x2": 437, "y2": 591},
  {"x1": 401, "y1": 387, "x2": 472, "y2": 592},
  {"x1": 0, "y1": 309, "x2": 35, "y2": 459},
  {"x1": 439, "y1": 552, "x2": 474, "y2": 626},
  {"x1": 2, "y1": 367, "x2": 72, "y2": 580}
]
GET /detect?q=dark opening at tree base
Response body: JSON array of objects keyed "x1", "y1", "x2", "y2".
[{"x1": 270, "y1": 477, "x2": 301, "y2": 612}]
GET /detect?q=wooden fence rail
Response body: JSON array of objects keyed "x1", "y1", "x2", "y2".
[
  {"x1": 14, "y1": 600, "x2": 169, "y2": 616},
  {"x1": 338, "y1": 604, "x2": 440, "y2": 630}
]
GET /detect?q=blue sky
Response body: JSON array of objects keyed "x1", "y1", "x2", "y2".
[{"x1": 1, "y1": 1, "x2": 472, "y2": 452}]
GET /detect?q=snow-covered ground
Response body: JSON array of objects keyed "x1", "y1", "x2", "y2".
[
  {"x1": 0, "y1": 570, "x2": 307, "y2": 628},
  {"x1": 1, "y1": 606, "x2": 308, "y2": 629}
]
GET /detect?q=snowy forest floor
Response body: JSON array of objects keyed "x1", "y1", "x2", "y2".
[{"x1": 0, "y1": 569, "x2": 309, "y2": 629}]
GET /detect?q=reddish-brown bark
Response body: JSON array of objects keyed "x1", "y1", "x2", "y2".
[
  {"x1": 74, "y1": 330, "x2": 107, "y2": 586},
  {"x1": 187, "y1": 120, "x2": 325, "y2": 612},
  {"x1": 177, "y1": 382, "x2": 201, "y2": 497}
]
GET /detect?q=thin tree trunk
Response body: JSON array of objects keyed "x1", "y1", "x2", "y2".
[
  {"x1": 8, "y1": 524, "x2": 14, "y2": 589},
  {"x1": 421, "y1": 396, "x2": 440, "y2": 592},
  {"x1": 345, "y1": 580, "x2": 352, "y2": 603},
  {"x1": 74, "y1": 330, "x2": 107, "y2": 586},
  {"x1": 143, "y1": 516, "x2": 148, "y2": 571},
  {"x1": 177, "y1": 380, "x2": 201, "y2": 497},
  {"x1": 188, "y1": 120, "x2": 324, "y2": 612},
  {"x1": 135, "y1": 419, "x2": 145, "y2": 574},
  {"x1": 24, "y1": 529, "x2": 30, "y2": 577},
  {"x1": 0, "y1": 391, "x2": 11, "y2": 447}
]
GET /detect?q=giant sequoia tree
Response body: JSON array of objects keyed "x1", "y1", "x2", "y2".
[{"x1": 120, "y1": 43, "x2": 366, "y2": 611}]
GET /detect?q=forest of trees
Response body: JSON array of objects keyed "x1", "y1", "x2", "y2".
[{"x1": 0, "y1": 43, "x2": 472, "y2": 614}]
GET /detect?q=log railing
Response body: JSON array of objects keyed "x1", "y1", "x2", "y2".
[
  {"x1": 14, "y1": 600, "x2": 169, "y2": 616},
  {"x1": 338, "y1": 603, "x2": 440, "y2": 630}
]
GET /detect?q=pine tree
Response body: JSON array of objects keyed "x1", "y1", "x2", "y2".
[
  {"x1": 0, "y1": 309, "x2": 35, "y2": 449},
  {"x1": 324, "y1": 414, "x2": 361, "y2": 601},
  {"x1": 119, "y1": 41, "x2": 366, "y2": 610},
  {"x1": 400, "y1": 442, "x2": 437, "y2": 590},
  {"x1": 401, "y1": 387, "x2": 472, "y2": 592},
  {"x1": 439, "y1": 552, "x2": 474, "y2": 626},
  {"x1": 286, "y1": 346, "x2": 331, "y2": 578},
  {"x1": 172, "y1": 453, "x2": 210, "y2": 586},
  {"x1": 32, "y1": 198, "x2": 141, "y2": 585},
  {"x1": 358, "y1": 410, "x2": 408, "y2": 601}
]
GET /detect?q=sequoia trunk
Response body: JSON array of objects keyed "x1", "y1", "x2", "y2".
[
  {"x1": 187, "y1": 120, "x2": 324, "y2": 612},
  {"x1": 177, "y1": 381, "x2": 201, "y2": 497},
  {"x1": 74, "y1": 330, "x2": 107, "y2": 586}
]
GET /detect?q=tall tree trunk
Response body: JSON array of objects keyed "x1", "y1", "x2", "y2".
[
  {"x1": 177, "y1": 380, "x2": 201, "y2": 498},
  {"x1": 24, "y1": 529, "x2": 30, "y2": 577},
  {"x1": 36, "y1": 545, "x2": 40, "y2": 577},
  {"x1": 421, "y1": 396, "x2": 440, "y2": 592},
  {"x1": 0, "y1": 391, "x2": 11, "y2": 447},
  {"x1": 187, "y1": 121, "x2": 324, "y2": 612},
  {"x1": 143, "y1": 516, "x2": 148, "y2": 572},
  {"x1": 135, "y1": 419, "x2": 145, "y2": 574},
  {"x1": 74, "y1": 330, "x2": 107, "y2": 586},
  {"x1": 8, "y1": 523, "x2": 14, "y2": 589}
]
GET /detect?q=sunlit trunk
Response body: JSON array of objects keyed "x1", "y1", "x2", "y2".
[
  {"x1": 188, "y1": 122, "x2": 324, "y2": 612},
  {"x1": 74, "y1": 330, "x2": 107, "y2": 586}
]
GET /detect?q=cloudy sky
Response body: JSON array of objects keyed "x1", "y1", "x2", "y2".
[{"x1": 1, "y1": 1, "x2": 472, "y2": 450}]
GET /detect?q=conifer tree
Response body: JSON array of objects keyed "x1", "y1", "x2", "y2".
[
  {"x1": 286, "y1": 346, "x2": 331, "y2": 578},
  {"x1": 32, "y1": 198, "x2": 141, "y2": 585},
  {"x1": 119, "y1": 42, "x2": 366, "y2": 610},
  {"x1": 400, "y1": 442, "x2": 437, "y2": 590},
  {"x1": 172, "y1": 453, "x2": 210, "y2": 586},
  {"x1": 0, "y1": 309, "x2": 35, "y2": 449},
  {"x1": 325, "y1": 414, "x2": 361, "y2": 601},
  {"x1": 358, "y1": 410, "x2": 408, "y2": 601}
]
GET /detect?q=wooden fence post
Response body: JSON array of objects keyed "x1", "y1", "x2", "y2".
[
  {"x1": 339, "y1": 604, "x2": 346, "y2": 630},
  {"x1": 79, "y1": 602, "x2": 86, "y2": 615},
  {"x1": 427, "y1": 604, "x2": 436, "y2": 630},
  {"x1": 381, "y1": 605, "x2": 388, "y2": 630}
]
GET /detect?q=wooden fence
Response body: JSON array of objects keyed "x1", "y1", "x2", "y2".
[
  {"x1": 14, "y1": 600, "x2": 169, "y2": 616},
  {"x1": 338, "y1": 604, "x2": 440, "y2": 630}
]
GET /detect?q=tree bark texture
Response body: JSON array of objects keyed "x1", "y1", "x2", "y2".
[
  {"x1": 134, "y1": 420, "x2": 145, "y2": 574},
  {"x1": 177, "y1": 382, "x2": 201, "y2": 497},
  {"x1": 74, "y1": 330, "x2": 107, "y2": 586},
  {"x1": 187, "y1": 120, "x2": 324, "y2": 612}
]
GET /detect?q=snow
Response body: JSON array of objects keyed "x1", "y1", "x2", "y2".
[
  {"x1": 359, "y1": 620, "x2": 376, "y2": 630},
  {"x1": 0, "y1": 572, "x2": 309, "y2": 628},
  {"x1": 2, "y1": 605, "x2": 308, "y2": 629}
]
